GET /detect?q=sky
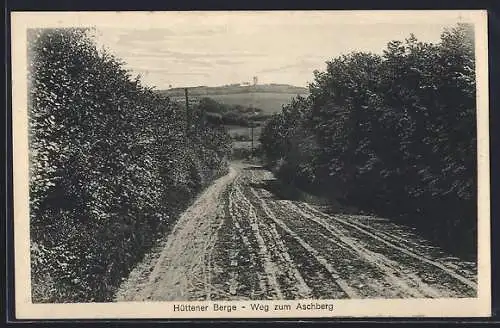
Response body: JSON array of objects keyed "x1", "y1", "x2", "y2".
[{"x1": 92, "y1": 12, "x2": 465, "y2": 89}]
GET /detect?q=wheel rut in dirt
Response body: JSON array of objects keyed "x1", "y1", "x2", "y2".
[{"x1": 115, "y1": 162, "x2": 477, "y2": 301}]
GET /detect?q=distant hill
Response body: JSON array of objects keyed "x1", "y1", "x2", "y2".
[
  {"x1": 156, "y1": 84, "x2": 309, "y2": 114},
  {"x1": 158, "y1": 83, "x2": 309, "y2": 96}
]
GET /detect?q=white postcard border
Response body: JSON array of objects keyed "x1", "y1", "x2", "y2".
[{"x1": 11, "y1": 10, "x2": 491, "y2": 319}]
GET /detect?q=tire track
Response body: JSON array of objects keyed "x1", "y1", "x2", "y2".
[
  {"x1": 244, "y1": 167, "x2": 475, "y2": 298},
  {"x1": 247, "y1": 185, "x2": 406, "y2": 298},
  {"x1": 285, "y1": 201, "x2": 441, "y2": 298},
  {"x1": 116, "y1": 163, "x2": 477, "y2": 302},
  {"x1": 298, "y1": 202, "x2": 477, "y2": 291},
  {"x1": 234, "y1": 184, "x2": 313, "y2": 299},
  {"x1": 115, "y1": 166, "x2": 239, "y2": 301},
  {"x1": 296, "y1": 203, "x2": 455, "y2": 262},
  {"x1": 245, "y1": 168, "x2": 471, "y2": 298},
  {"x1": 232, "y1": 183, "x2": 283, "y2": 299},
  {"x1": 245, "y1": 185, "x2": 359, "y2": 298},
  {"x1": 227, "y1": 181, "x2": 270, "y2": 299}
]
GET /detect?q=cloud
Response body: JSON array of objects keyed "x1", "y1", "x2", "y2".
[
  {"x1": 258, "y1": 64, "x2": 300, "y2": 74},
  {"x1": 109, "y1": 43, "x2": 259, "y2": 76},
  {"x1": 95, "y1": 20, "x2": 453, "y2": 88},
  {"x1": 114, "y1": 26, "x2": 228, "y2": 47},
  {"x1": 214, "y1": 58, "x2": 245, "y2": 65},
  {"x1": 257, "y1": 58, "x2": 321, "y2": 74},
  {"x1": 132, "y1": 48, "x2": 265, "y2": 59},
  {"x1": 125, "y1": 55, "x2": 215, "y2": 67},
  {"x1": 162, "y1": 72, "x2": 212, "y2": 77}
]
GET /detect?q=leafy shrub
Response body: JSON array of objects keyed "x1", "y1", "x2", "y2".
[
  {"x1": 195, "y1": 98, "x2": 270, "y2": 126},
  {"x1": 260, "y1": 24, "x2": 477, "y2": 258},
  {"x1": 28, "y1": 28, "x2": 231, "y2": 302}
]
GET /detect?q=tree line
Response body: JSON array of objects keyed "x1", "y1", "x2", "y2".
[
  {"x1": 197, "y1": 97, "x2": 270, "y2": 126},
  {"x1": 28, "y1": 28, "x2": 231, "y2": 302},
  {"x1": 260, "y1": 24, "x2": 477, "y2": 258}
]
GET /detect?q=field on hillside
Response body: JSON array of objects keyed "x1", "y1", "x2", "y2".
[
  {"x1": 159, "y1": 84, "x2": 308, "y2": 97},
  {"x1": 225, "y1": 125, "x2": 263, "y2": 138},
  {"x1": 225, "y1": 125, "x2": 263, "y2": 153},
  {"x1": 207, "y1": 93, "x2": 303, "y2": 114},
  {"x1": 232, "y1": 140, "x2": 261, "y2": 150},
  {"x1": 170, "y1": 92, "x2": 305, "y2": 114}
]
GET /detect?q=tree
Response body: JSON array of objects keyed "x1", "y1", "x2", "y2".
[
  {"x1": 29, "y1": 28, "x2": 232, "y2": 302},
  {"x1": 260, "y1": 24, "x2": 477, "y2": 257}
]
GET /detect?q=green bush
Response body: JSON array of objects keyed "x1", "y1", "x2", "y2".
[
  {"x1": 29, "y1": 28, "x2": 231, "y2": 302},
  {"x1": 195, "y1": 98, "x2": 270, "y2": 126},
  {"x1": 260, "y1": 24, "x2": 477, "y2": 257}
]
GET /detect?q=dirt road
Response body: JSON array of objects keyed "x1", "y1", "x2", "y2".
[{"x1": 114, "y1": 162, "x2": 477, "y2": 301}]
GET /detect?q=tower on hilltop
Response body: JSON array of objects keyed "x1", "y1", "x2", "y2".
[{"x1": 253, "y1": 76, "x2": 258, "y2": 86}]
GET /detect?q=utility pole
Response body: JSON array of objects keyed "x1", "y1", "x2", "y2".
[
  {"x1": 249, "y1": 98, "x2": 255, "y2": 158},
  {"x1": 250, "y1": 121, "x2": 254, "y2": 156},
  {"x1": 250, "y1": 106, "x2": 257, "y2": 158},
  {"x1": 184, "y1": 87, "x2": 190, "y2": 138}
]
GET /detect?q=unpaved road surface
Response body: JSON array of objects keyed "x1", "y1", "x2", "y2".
[{"x1": 115, "y1": 162, "x2": 477, "y2": 301}]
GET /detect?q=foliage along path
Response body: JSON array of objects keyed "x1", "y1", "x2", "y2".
[{"x1": 114, "y1": 162, "x2": 477, "y2": 301}]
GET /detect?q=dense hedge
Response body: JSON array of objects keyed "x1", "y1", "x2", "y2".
[
  {"x1": 260, "y1": 24, "x2": 477, "y2": 258},
  {"x1": 28, "y1": 28, "x2": 231, "y2": 302}
]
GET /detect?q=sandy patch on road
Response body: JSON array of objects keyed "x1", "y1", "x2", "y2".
[{"x1": 114, "y1": 166, "x2": 239, "y2": 302}]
